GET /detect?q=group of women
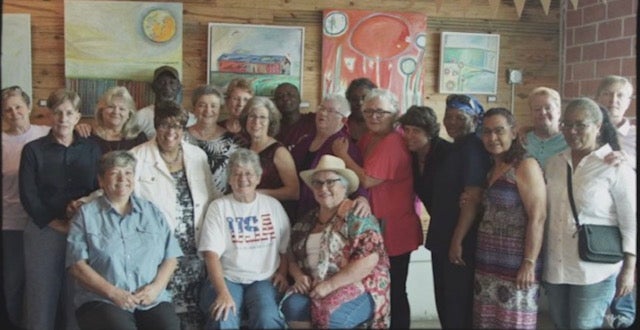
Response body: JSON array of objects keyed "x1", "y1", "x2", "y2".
[
  {"x1": 397, "y1": 85, "x2": 635, "y2": 329},
  {"x1": 2, "y1": 72, "x2": 635, "y2": 330}
]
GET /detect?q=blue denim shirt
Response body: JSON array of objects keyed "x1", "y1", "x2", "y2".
[{"x1": 66, "y1": 194, "x2": 183, "y2": 310}]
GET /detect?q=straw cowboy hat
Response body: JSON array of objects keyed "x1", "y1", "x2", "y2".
[{"x1": 299, "y1": 155, "x2": 359, "y2": 194}]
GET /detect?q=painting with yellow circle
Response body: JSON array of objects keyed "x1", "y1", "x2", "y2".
[{"x1": 143, "y1": 9, "x2": 176, "y2": 43}]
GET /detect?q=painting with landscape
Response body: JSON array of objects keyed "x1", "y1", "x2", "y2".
[{"x1": 208, "y1": 23, "x2": 304, "y2": 98}]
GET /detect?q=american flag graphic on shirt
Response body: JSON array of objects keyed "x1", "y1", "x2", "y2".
[{"x1": 227, "y1": 213, "x2": 276, "y2": 245}]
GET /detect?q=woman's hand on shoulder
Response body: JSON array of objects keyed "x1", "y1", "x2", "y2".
[
  {"x1": 331, "y1": 137, "x2": 349, "y2": 157},
  {"x1": 351, "y1": 196, "x2": 371, "y2": 218},
  {"x1": 75, "y1": 123, "x2": 93, "y2": 138},
  {"x1": 604, "y1": 150, "x2": 628, "y2": 167}
]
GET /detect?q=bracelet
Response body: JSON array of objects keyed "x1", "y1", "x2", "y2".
[{"x1": 523, "y1": 258, "x2": 536, "y2": 264}]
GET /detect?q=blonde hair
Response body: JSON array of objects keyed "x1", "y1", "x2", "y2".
[
  {"x1": 528, "y1": 86, "x2": 561, "y2": 108},
  {"x1": 94, "y1": 86, "x2": 141, "y2": 139}
]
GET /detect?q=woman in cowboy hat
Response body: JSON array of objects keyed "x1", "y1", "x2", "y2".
[{"x1": 280, "y1": 154, "x2": 390, "y2": 329}]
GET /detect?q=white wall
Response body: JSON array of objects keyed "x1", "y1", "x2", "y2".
[{"x1": 407, "y1": 246, "x2": 438, "y2": 321}]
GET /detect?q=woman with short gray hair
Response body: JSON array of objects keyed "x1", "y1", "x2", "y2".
[
  {"x1": 199, "y1": 148, "x2": 290, "y2": 329},
  {"x1": 67, "y1": 150, "x2": 182, "y2": 330},
  {"x1": 543, "y1": 97, "x2": 636, "y2": 329}
]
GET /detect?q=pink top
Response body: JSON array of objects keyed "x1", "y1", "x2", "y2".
[{"x1": 358, "y1": 131, "x2": 422, "y2": 256}]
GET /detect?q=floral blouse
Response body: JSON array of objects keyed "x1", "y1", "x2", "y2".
[{"x1": 289, "y1": 200, "x2": 391, "y2": 328}]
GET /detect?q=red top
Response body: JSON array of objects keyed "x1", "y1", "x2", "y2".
[{"x1": 358, "y1": 131, "x2": 422, "y2": 256}]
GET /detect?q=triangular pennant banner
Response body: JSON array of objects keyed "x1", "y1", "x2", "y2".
[
  {"x1": 488, "y1": 0, "x2": 501, "y2": 16},
  {"x1": 570, "y1": 0, "x2": 580, "y2": 10},
  {"x1": 514, "y1": 0, "x2": 526, "y2": 18},
  {"x1": 540, "y1": 0, "x2": 552, "y2": 15}
]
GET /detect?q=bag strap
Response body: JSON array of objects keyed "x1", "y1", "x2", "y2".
[{"x1": 566, "y1": 164, "x2": 582, "y2": 234}]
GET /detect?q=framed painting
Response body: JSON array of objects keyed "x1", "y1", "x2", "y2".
[
  {"x1": 439, "y1": 32, "x2": 500, "y2": 95},
  {"x1": 321, "y1": 9, "x2": 427, "y2": 111},
  {"x1": 208, "y1": 23, "x2": 304, "y2": 98},
  {"x1": 65, "y1": 1, "x2": 183, "y2": 116}
]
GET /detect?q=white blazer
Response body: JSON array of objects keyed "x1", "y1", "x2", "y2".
[{"x1": 131, "y1": 139, "x2": 221, "y2": 245}]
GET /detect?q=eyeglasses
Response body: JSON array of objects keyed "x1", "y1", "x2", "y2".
[
  {"x1": 310, "y1": 178, "x2": 342, "y2": 189},
  {"x1": 317, "y1": 105, "x2": 345, "y2": 117},
  {"x1": 560, "y1": 121, "x2": 593, "y2": 132},
  {"x1": 362, "y1": 108, "x2": 394, "y2": 118},
  {"x1": 446, "y1": 94, "x2": 476, "y2": 111},
  {"x1": 157, "y1": 122, "x2": 184, "y2": 131}
]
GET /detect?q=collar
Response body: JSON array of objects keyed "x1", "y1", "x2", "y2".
[
  {"x1": 43, "y1": 131, "x2": 86, "y2": 146},
  {"x1": 560, "y1": 143, "x2": 613, "y2": 163},
  {"x1": 98, "y1": 194, "x2": 141, "y2": 215}
]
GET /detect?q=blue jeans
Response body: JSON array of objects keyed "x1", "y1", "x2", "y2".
[
  {"x1": 280, "y1": 292, "x2": 374, "y2": 328},
  {"x1": 199, "y1": 278, "x2": 285, "y2": 330},
  {"x1": 544, "y1": 274, "x2": 616, "y2": 329},
  {"x1": 610, "y1": 291, "x2": 636, "y2": 328}
]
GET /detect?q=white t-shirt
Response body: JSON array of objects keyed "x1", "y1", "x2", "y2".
[
  {"x1": 137, "y1": 104, "x2": 196, "y2": 139},
  {"x1": 199, "y1": 193, "x2": 290, "y2": 283},
  {"x1": 2, "y1": 125, "x2": 50, "y2": 230}
]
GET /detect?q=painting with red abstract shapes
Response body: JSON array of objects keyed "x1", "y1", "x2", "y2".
[{"x1": 322, "y1": 9, "x2": 427, "y2": 112}]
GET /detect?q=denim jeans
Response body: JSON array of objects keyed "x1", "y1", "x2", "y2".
[
  {"x1": 199, "y1": 278, "x2": 285, "y2": 329},
  {"x1": 610, "y1": 291, "x2": 636, "y2": 328},
  {"x1": 280, "y1": 292, "x2": 374, "y2": 328},
  {"x1": 544, "y1": 274, "x2": 616, "y2": 329}
]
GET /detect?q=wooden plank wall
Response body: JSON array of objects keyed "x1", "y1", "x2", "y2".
[{"x1": 3, "y1": 0, "x2": 560, "y2": 131}]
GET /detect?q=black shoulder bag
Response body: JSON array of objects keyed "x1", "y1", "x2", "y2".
[{"x1": 567, "y1": 164, "x2": 624, "y2": 263}]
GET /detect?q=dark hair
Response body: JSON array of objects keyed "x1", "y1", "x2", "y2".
[
  {"x1": 483, "y1": 107, "x2": 527, "y2": 165},
  {"x1": 398, "y1": 105, "x2": 440, "y2": 139},
  {"x1": 345, "y1": 78, "x2": 377, "y2": 100},
  {"x1": 598, "y1": 105, "x2": 621, "y2": 151},
  {"x1": 153, "y1": 100, "x2": 189, "y2": 129}
]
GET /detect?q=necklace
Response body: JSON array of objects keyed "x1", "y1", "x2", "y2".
[{"x1": 160, "y1": 147, "x2": 182, "y2": 165}]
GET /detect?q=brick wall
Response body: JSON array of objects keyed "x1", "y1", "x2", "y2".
[{"x1": 563, "y1": 0, "x2": 637, "y2": 117}]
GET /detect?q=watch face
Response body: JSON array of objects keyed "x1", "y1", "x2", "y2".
[
  {"x1": 324, "y1": 11, "x2": 348, "y2": 37},
  {"x1": 142, "y1": 9, "x2": 177, "y2": 43}
]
